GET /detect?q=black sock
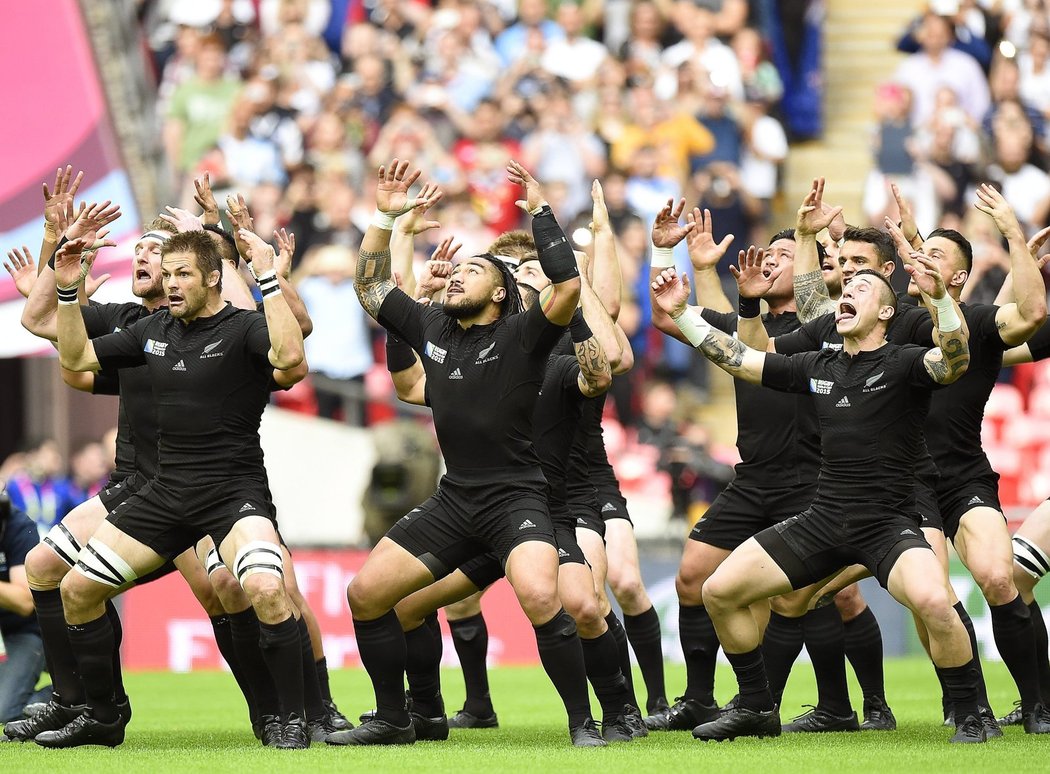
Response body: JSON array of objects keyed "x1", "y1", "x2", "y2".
[
  {"x1": 604, "y1": 612, "x2": 639, "y2": 709},
  {"x1": 534, "y1": 609, "x2": 592, "y2": 727},
  {"x1": 229, "y1": 607, "x2": 280, "y2": 718},
  {"x1": 953, "y1": 601, "x2": 990, "y2": 710},
  {"x1": 425, "y1": 611, "x2": 443, "y2": 642},
  {"x1": 725, "y1": 648, "x2": 773, "y2": 712},
  {"x1": 259, "y1": 616, "x2": 305, "y2": 721},
  {"x1": 31, "y1": 588, "x2": 84, "y2": 706},
  {"x1": 802, "y1": 606, "x2": 852, "y2": 717},
  {"x1": 937, "y1": 660, "x2": 980, "y2": 722},
  {"x1": 104, "y1": 601, "x2": 127, "y2": 705},
  {"x1": 211, "y1": 613, "x2": 258, "y2": 723},
  {"x1": 580, "y1": 630, "x2": 632, "y2": 723},
  {"x1": 315, "y1": 657, "x2": 332, "y2": 704},
  {"x1": 67, "y1": 613, "x2": 118, "y2": 723},
  {"x1": 405, "y1": 615, "x2": 444, "y2": 717},
  {"x1": 679, "y1": 604, "x2": 718, "y2": 705},
  {"x1": 1028, "y1": 600, "x2": 1050, "y2": 703},
  {"x1": 762, "y1": 612, "x2": 804, "y2": 705},
  {"x1": 296, "y1": 617, "x2": 326, "y2": 722},
  {"x1": 449, "y1": 613, "x2": 494, "y2": 718},
  {"x1": 354, "y1": 611, "x2": 409, "y2": 726},
  {"x1": 843, "y1": 607, "x2": 886, "y2": 702},
  {"x1": 990, "y1": 595, "x2": 1042, "y2": 712},
  {"x1": 623, "y1": 606, "x2": 667, "y2": 712}
]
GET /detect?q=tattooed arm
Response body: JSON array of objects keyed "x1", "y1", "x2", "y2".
[
  {"x1": 795, "y1": 269, "x2": 836, "y2": 323},
  {"x1": 923, "y1": 324, "x2": 970, "y2": 385},
  {"x1": 794, "y1": 177, "x2": 842, "y2": 322},
  {"x1": 573, "y1": 328, "x2": 613, "y2": 397}
]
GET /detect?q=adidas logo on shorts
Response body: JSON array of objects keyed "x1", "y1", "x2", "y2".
[
  {"x1": 172, "y1": 359, "x2": 187, "y2": 371},
  {"x1": 900, "y1": 528, "x2": 917, "y2": 536},
  {"x1": 835, "y1": 396, "x2": 851, "y2": 408},
  {"x1": 519, "y1": 519, "x2": 536, "y2": 530},
  {"x1": 967, "y1": 495, "x2": 984, "y2": 505},
  {"x1": 601, "y1": 502, "x2": 616, "y2": 513},
  {"x1": 449, "y1": 368, "x2": 463, "y2": 380},
  {"x1": 558, "y1": 548, "x2": 569, "y2": 558},
  {"x1": 239, "y1": 502, "x2": 254, "y2": 513},
  {"x1": 577, "y1": 517, "x2": 586, "y2": 525}
]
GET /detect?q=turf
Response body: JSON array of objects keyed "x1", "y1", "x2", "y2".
[{"x1": 2, "y1": 659, "x2": 1045, "y2": 772}]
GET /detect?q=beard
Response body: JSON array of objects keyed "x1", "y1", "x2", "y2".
[{"x1": 442, "y1": 294, "x2": 489, "y2": 320}]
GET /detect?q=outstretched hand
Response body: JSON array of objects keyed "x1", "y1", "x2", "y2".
[
  {"x1": 418, "y1": 236, "x2": 459, "y2": 298},
  {"x1": 237, "y1": 229, "x2": 276, "y2": 274},
  {"x1": 4, "y1": 246, "x2": 37, "y2": 298},
  {"x1": 193, "y1": 172, "x2": 221, "y2": 225},
  {"x1": 904, "y1": 251, "x2": 947, "y2": 299},
  {"x1": 974, "y1": 183, "x2": 1024, "y2": 240},
  {"x1": 376, "y1": 158, "x2": 435, "y2": 217},
  {"x1": 652, "y1": 198, "x2": 696, "y2": 249},
  {"x1": 508, "y1": 160, "x2": 547, "y2": 213},
  {"x1": 590, "y1": 179, "x2": 611, "y2": 233},
  {"x1": 159, "y1": 205, "x2": 204, "y2": 233},
  {"x1": 796, "y1": 177, "x2": 843, "y2": 237},
  {"x1": 651, "y1": 267, "x2": 691, "y2": 317},
  {"x1": 66, "y1": 200, "x2": 121, "y2": 246},
  {"x1": 397, "y1": 182, "x2": 445, "y2": 236},
  {"x1": 730, "y1": 245, "x2": 777, "y2": 299},
  {"x1": 274, "y1": 228, "x2": 296, "y2": 278},
  {"x1": 43, "y1": 165, "x2": 85, "y2": 238},
  {"x1": 890, "y1": 182, "x2": 919, "y2": 245},
  {"x1": 685, "y1": 207, "x2": 733, "y2": 270}
]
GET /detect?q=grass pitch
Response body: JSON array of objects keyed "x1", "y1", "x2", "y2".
[{"x1": 2, "y1": 659, "x2": 1046, "y2": 773}]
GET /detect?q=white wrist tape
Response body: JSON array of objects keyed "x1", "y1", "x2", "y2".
[
  {"x1": 930, "y1": 293, "x2": 961, "y2": 332},
  {"x1": 651, "y1": 244, "x2": 675, "y2": 268},
  {"x1": 372, "y1": 209, "x2": 397, "y2": 230},
  {"x1": 671, "y1": 306, "x2": 711, "y2": 348}
]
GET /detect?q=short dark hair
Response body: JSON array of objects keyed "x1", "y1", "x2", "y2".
[
  {"x1": 488, "y1": 231, "x2": 537, "y2": 263},
  {"x1": 853, "y1": 268, "x2": 898, "y2": 319},
  {"x1": 202, "y1": 224, "x2": 240, "y2": 265},
  {"x1": 769, "y1": 227, "x2": 826, "y2": 262},
  {"x1": 843, "y1": 226, "x2": 896, "y2": 266},
  {"x1": 161, "y1": 231, "x2": 224, "y2": 291},
  {"x1": 927, "y1": 228, "x2": 973, "y2": 272},
  {"x1": 474, "y1": 253, "x2": 523, "y2": 318}
]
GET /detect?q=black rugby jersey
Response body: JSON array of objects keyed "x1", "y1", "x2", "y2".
[
  {"x1": 91, "y1": 303, "x2": 273, "y2": 485},
  {"x1": 704, "y1": 308, "x2": 820, "y2": 485},
  {"x1": 378, "y1": 288, "x2": 564, "y2": 481},
  {"x1": 82, "y1": 303, "x2": 160, "y2": 481},
  {"x1": 534, "y1": 354, "x2": 586, "y2": 508},
  {"x1": 762, "y1": 343, "x2": 939, "y2": 513},
  {"x1": 565, "y1": 394, "x2": 614, "y2": 510},
  {"x1": 1027, "y1": 317, "x2": 1050, "y2": 362}
]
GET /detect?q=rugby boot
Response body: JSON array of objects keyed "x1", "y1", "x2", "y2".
[
  {"x1": 34, "y1": 713, "x2": 125, "y2": 748},
  {"x1": 693, "y1": 705, "x2": 781, "y2": 741},
  {"x1": 448, "y1": 709, "x2": 499, "y2": 729},
  {"x1": 22, "y1": 702, "x2": 48, "y2": 718},
  {"x1": 569, "y1": 718, "x2": 607, "y2": 747},
  {"x1": 326, "y1": 717, "x2": 416, "y2": 745},
  {"x1": 1023, "y1": 703, "x2": 1050, "y2": 734},
  {"x1": 4, "y1": 701, "x2": 84, "y2": 741},
  {"x1": 997, "y1": 701, "x2": 1022, "y2": 727},
  {"x1": 782, "y1": 706, "x2": 860, "y2": 733},
  {"x1": 259, "y1": 714, "x2": 283, "y2": 746},
  {"x1": 324, "y1": 698, "x2": 353, "y2": 731},
  {"x1": 980, "y1": 706, "x2": 1003, "y2": 739},
  {"x1": 859, "y1": 696, "x2": 896, "y2": 731},
  {"x1": 410, "y1": 711, "x2": 450, "y2": 741},
  {"x1": 307, "y1": 713, "x2": 340, "y2": 742},
  {"x1": 276, "y1": 713, "x2": 310, "y2": 749},
  {"x1": 601, "y1": 713, "x2": 634, "y2": 743},
  {"x1": 648, "y1": 695, "x2": 719, "y2": 731},
  {"x1": 623, "y1": 705, "x2": 648, "y2": 738},
  {"x1": 949, "y1": 714, "x2": 987, "y2": 743}
]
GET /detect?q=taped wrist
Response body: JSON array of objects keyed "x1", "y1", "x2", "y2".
[
  {"x1": 930, "y1": 293, "x2": 961, "y2": 332},
  {"x1": 386, "y1": 333, "x2": 416, "y2": 372},
  {"x1": 531, "y1": 205, "x2": 579, "y2": 284},
  {"x1": 256, "y1": 268, "x2": 282, "y2": 298},
  {"x1": 57, "y1": 284, "x2": 80, "y2": 305},
  {"x1": 568, "y1": 309, "x2": 592, "y2": 343},
  {"x1": 671, "y1": 306, "x2": 711, "y2": 348},
  {"x1": 651, "y1": 244, "x2": 675, "y2": 268},
  {"x1": 739, "y1": 296, "x2": 761, "y2": 318}
]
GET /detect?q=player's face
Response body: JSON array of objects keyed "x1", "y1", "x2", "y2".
[
  {"x1": 763, "y1": 238, "x2": 795, "y2": 300},
  {"x1": 162, "y1": 251, "x2": 215, "y2": 320},
  {"x1": 514, "y1": 259, "x2": 550, "y2": 291},
  {"x1": 444, "y1": 259, "x2": 505, "y2": 319},
  {"x1": 835, "y1": 275, "x2": 890, "y2": 337},
  {"x1": 907, "y1": 236, "x2": 967, "y2": 297},
  {"x1": 839, "y1": 241, "x2": 891, "y2": 284},
  {"x1": 132, "y1": 238, "x2": 165, "y2": 299},
  {"x1": 820, "y1": 241, "x2": 843, "y2": 297}
]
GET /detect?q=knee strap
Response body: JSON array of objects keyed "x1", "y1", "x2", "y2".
[
  {"x1": 43, "y1": 522, "x2": 83, "y2": 569},
  {"x1": 234, "y1": 540, "x2": 284, "y2": 584},
  {"x1": 1013, "y1": 535, "x2": 1050, "y2": 580},
  {"x1": 205, "y1": 548, "x2": 225, "y2": 575},
  {"x1": 74, "y1": 537, "x2": 138, "y2": 588}
]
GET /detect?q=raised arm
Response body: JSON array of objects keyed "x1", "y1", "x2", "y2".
[
  {"x1": 652, "y1": 268, "x2": 767, "y2": 384},
  {"x1": 508, "y1": 160, "x2": 580, "y2": 325},
  {"x1": 589, "y1": 180, "x2": 624, "y2": 321},
  {"x1": 570, "y1": 310, "x2": 613, "y2": 398},
  {"x1": 579, "y1": 269, "x2": 625, "y2": 373},
  {"x1": 238, "y1": 229, "x2": 304, "y2": 370},
  {"x1": 40, "y1": 166, "x2": 84, "y2": 273},
  {"x1": 905, "y1": 254, "x2": 970, "y2": 384},
  {"x1": 730, "y1": 245, "x2": 781, "y2": 351},
  {"x1": 973, "y1": 184, "x2": 1048, "y2": 346},
  {"x1": 54, "y1": 239, "x2": 103, "y2": 372},
  {"x1": 391, "y1": 186, "x2": 444, "y2": 301},
  {"x1": 794, "y1": 177, "x2": 843, "y2": 322},
  {"x1": 648, "y1": 198, "x2": 698, "y2": 343},
  {"x1": 4, "y1": 246, "x2": 37, "y2": 299},
  {"x1": 272, "y1": 227, "x2": 313, "y2": 337},
  {"x1": 356, "y1": 159, "x2": 437, "y2": 319},
  {"x1": 415, "y1": 237, "x2": 458, "y2": 303}
]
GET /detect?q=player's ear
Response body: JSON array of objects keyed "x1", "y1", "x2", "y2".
[
  {"x1": 207, "y1": 270, "x2": 221, "y2": 289},
  {"x1": 492, "y1": 286, "x2": 506, "y2": 303},
  {"x1": 878, "y1": 304, "x2": 895, "y2": 321},
  {"x1": 881, "y1": 260, "x2": 895, "y2": 277},
  {"x1": 950, "y1": 268, "x2": 968, "y2": 289}
]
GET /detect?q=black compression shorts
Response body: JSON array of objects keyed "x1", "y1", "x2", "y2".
[
  {"x1": 690, "y1": 481, "x2": 816, "y2": 551},
  {"x1": 595, "y1": 488, "x2": 633, "y2": 525},
  {"x1": 98, "y1": 473, "x2": 148, "y2": 512},
  {"x1": 915, "y1": 480, "x2": 944, "y2": 533},
  {"x1": 551, "y1": 506, "x2": 586, "y2": 566},
  {"x1": 106, "y1": 479, "x2": 278, "y2": 560},
  {"x1": 936, "y1": 473, "x2": 1003, "y2": 541},
  {"x1": 458, "y1": 553, "x2": 505, "y2": 590},
  {"x1": 385, "y1": 477, "x2": 557, "y2": 580},
  {"x1": 754, "y1": 506, "x2": 932, "y2": 589},
  {"x1": 573, "y1": 501, "x2": 606, "y2": 538}
]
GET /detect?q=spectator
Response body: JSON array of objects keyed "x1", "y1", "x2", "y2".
[
  {"x1": 983, "y1": 53, "x2": 1046, "y2": 144},
  {"x1": 896, "y1": 1, "x2": 993, "y2": 70},
  {"x1": 0, "y1": 490, "x2": 44, "y2": 723},
  {"x1": 293, "y1": 245, "x2": 375, "y2": 425},
  {"x1": 618, "y1": 0, "x2": 669, "y2": 82},
  {"x1": 739, "y1": 96, "x2": 789, "y2": 241},
  {"x1": 57, "y1": 441, "x2": 108, "y2": 515},
  {"x1": 987, "y1": 101, "x2": 1050, "y2": 234},
  {"x1": 541, "y1": 2, "x2": 609, "y2": 83},
  {"x1": 451, "y1": 99, "x2": 523, "y2": 235},
  {"x1": 203, "y1": 92, "x2": 287, "y2": 191},
  {"x1": 658, "y1": 4, "x2": 743, "y2": 101},
  {"x1": 164, "y1": 33, "x2": 241, "y2": 183},
  {"x1": 1019, "y1": 30, "x2": 1050, "y2": 118},
  {"x1": 5, "y1": 439, "x2": 64, "y2": 539},
  {"x1": 287, "y1": 173, "x2": 365, "y2": 257},
  {"x1": 495, "y1": 0, "x2": 565, "y2": 65}
]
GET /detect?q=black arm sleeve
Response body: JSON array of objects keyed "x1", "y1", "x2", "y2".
[
  {"x1": 1028, "y1": 318, "x2": 1050, "y2": 362},
  {"x1": 700, "y1": 308, "x2": 739, "y2": 335},
  {"x1": 377, "y1": 287, "x2": 443, "y2": 350},
  {"x1": 760, "y1": 351, "x2": 822, "y2": 393},
  {"x1": 91, "y1": 370, "x2": 121, "y2": 396},
  {"x1": 773, "y1": 316, "x2": 833, "y2": 355},
  {"x1": 531, "y1": 205, "x2": 579, "y2": 284}
]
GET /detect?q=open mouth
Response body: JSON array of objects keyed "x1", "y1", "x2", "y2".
[
  {"x1": 836, "y1": 301, "x2": 857, "y2": 324},
  {"x1": 168, "y1": 294, "x2": 184, "y2": 306},
  {"x1": 135, "y1": 269, "x2": 152, "y2": 281},
  {"x1": 446, "y1": 286, "x2": 463, "y2": 297},
  {"x1": 821, "y1": 261, "x2": 834, "y2": 272},
  {"x1": 762, "y1": 269, "x2": 772, "y2": 279}
]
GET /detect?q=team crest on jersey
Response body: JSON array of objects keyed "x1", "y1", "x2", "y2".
[
  {"x1": 425, "y1": 341, "x2": 447, "y2": 363},
  {"x1": 144, "y1": 338, "x2": 168, "y2": 357},
  {"x1": 862, "y1": 371, "x2": 886, "y2": 393},
  {"x1": 201, "y1": 339, "x2": 225, "y2": 358},
  {"x1": 809, "y1": 378, "x2": 834, "y2": 395},
  {"x1": 475, "y1": 341, "x2": 499, "y2": 364}
]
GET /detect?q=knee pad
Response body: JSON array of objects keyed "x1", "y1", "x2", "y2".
[
  {"x1": 205, "y1": 547, "x2": 226, "y2": 575},
  {"x1": 1014, "y1": 535, "x2": 1050, "y2": 580},
  {"x1": 233, "y1": 541, "x2": 284, "y2": 585},
  {"x1": 74, "y1": 538, "x2": 139, "y2": 588},
  {"x1": 43, "y1": 522, "x2": 83, "y2": 569}
]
